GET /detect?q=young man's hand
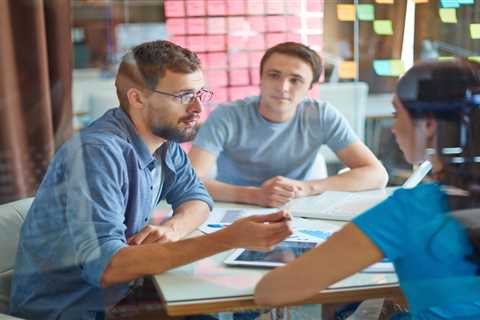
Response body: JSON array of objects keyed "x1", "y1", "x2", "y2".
[
  {"x1": 127, "y1": 225, "x2": 179, "y2": 245},
  {"x1": 221, "y1": 211, "x2": 293, "y2": 251},
  {"x1": 254, "y1": 176, "x2": 311, "y2": 207}
]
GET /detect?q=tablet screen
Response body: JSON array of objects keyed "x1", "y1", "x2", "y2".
[{"x1": 235, "y1": 241, "x2": 317, "y2": 264}]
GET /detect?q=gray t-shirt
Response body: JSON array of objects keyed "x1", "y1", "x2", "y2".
[{"x1": 193, "y1": 96, "x2": 358, "y2": 187}]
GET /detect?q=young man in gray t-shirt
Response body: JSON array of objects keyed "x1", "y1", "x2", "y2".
[{"x1": 189, "y1": 42, "x2": 388, "y2": 208}]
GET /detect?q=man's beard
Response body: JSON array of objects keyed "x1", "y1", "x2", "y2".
[{"x1": 151, "y1": 122, "x2": 200, "y2": 143}]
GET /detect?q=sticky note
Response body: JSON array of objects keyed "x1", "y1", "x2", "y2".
[
  {"x1": 228, "y1": 17, "x2": 248, "y2": 33},
  {"x1": 206, "y1": 70, "x2": 228, "y2": 87},
  {"x1": 375, "y1": 0, "x2": 394, "y2": 3},
  {"x1": 169, "y1": 36, "x2": 186, "y2": 48},
  {"x1": 470, "y1": 24, "x2": 480, "y2": 39},
  {"x1": 266, "y1": 0, "x2": 284, "y2": 14},
  {"x1": 469, "y1": 56, "x2": 480, "y2": 63},
  {"x1": 287, "y1": 16, "x2": 301, "y2": 30},
  {"x1": 211, "y1": 87, "x2": 227, "y2": 103},
  {"x1": 247, "y1": 34, "x2": 265, "y2": 50},
  {"x1": 339, "y1": 61, "x2": 356, "y2": 79},
  {"x1": 373, "y1": 60, "x2": 404, "y2": 76},
  {"x1": 166, "y1": 18, "x2": 186, "y2": 35},
  {"x1": 248, "y1": 16, "x2": 265, "y2": 32},
  {"x1": 185, "y1": 0, "x2": 205, "y2": 16},
  {"x1": 286, "y1": 1, "x2": 301, "y2": 14},
  {"x1": 437, "y1": 56, "x2": 455, "y2": 60},
  {"x1": 207, "y1": 52, "x2": 227, "y2": 69},
  {"x1": 229, "y1": 52, "x2": 249, "y2": 68},
  {"x1": 458, "y1": 0, "x2": 474, "y2": 4},
  {"x1": 307, "y1": 0, "x2": 323, "y2": 12},
  {"x1": 357, "y1": 4, "x2": 375, "y2": 21},
  {"x1": 440, "y1": 0, "x2": 459, "y2": 7},
  {"x1": 250, "y1": 68, "x2": 260, "y2": 85},
  {"x1": 227, "y1": 35, "x2": 248, "y2": 50},
  {"x1": 207, "y1": 17, "x2": 226, "y2": 34},
  {"x1": 266, "y1": 16, "x2": 286, "y2": 32},
  {"x1": 187, "y1": 36, "x2": 206, "y2": 52},
  {"x1": 439, "y1": 8, "x2": 457, "y2": 23},
  {"x1": 308, "y1": 35, "x2": 322, "y2": 46},
  {"x1": 229, "y1": 69, "x2": 250, "y2": 86},
  {"x1": 207, "y1": 35, "x2": 225, "y2": 51},
  {"x1": 374, "y1": 20, "x2": 393, "y2": 35},
  {"x1": 287, "y1": 32, "x2": 302, "y2": 43},
  {"x1": 337, "y1": 4, "x2": 355, "y2": 21},
  {"x1": 249, "y1": 51, "x2": 264, "y2": 68},
  {"x1": 186, "y1": 18, "x2": 206, "y2": 35},
  {"x1": 207, "y1": 0, "x2": 226, "y2": 15},
  {"x1": 412, "y1": 0, "x2": 429, "y2": 3},
  {"x1": 247, "y1": 0, "x2": 264, "y2": 15},
  {"x1": 266, "y1": 33, "x2": 286, "y2": 48},
  {"x1": 307, "y1": 17, "x2": 323, "y2": 30},
  {"x1": 164, "y1": 1, "x2": 185, "y2": 17},
  {"x1": 227, "y1": 0, "x2": 245, "y2": 15}
]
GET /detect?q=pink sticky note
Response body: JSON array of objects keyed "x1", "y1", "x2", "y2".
[
  {"x1": 185, "y1": 0, "x2": 205, "y2": 16},
  {"x1": 266, "y1": 0, "x2": 284, "y2": 14},
  {"x1": 197, "y1": 53, "x2": 207, "y2": 66},
  {"x1": 287, "y1": 33, "x2": 302, "y2": 43},
  {"x1": 206, "y1": 35, "x2": 226, "y2": 51},
  {"x1": 207, "y1": 52, "x2": 228, "y2": 69},
  {"x1": 286, "y1": 1, "x2": 301, "y2": 14},
  {"x1": 228, "y1": 17, "x2": 249, "y2": 33},
  {"x1": 250, "y1": 68, "x2": 260, "y2": 85},
  {"x1": 211, "y1": 87, "x2": 228, "y2": 103},
  {"x1": 248, "y1": 16, "x2": 265, "y2": 32},
  {"x1": 229, "y1": 69, "x2": 250, "y2": 86},
  {"x1": 227, "y1": 0, "x2": 245, "y2": 15},
  {"x1": 229, "y1": 52, "x2": 249, "y2": 68},
  {"x1": 287, "y1": 16, "x2": 301, "y2": 31},
  {"x1": 249, "y1": 51, "x2": 264, "y2": 68},
  {"x1": 164, "y1": 1, "x2": 186, "y2": 17},
  {"x1": 267, "y1": 16, "x2": 286, "y2": 32},
  {"x1": 247, "y1": 34, "x2": 266, "y2": 50},
  {"x1": 169, "y1": 36, "x2": 186, "y2": 47},
  {"x1": 229, "y1": 86, "x2": 249, "y2": 100},
  {"x1": 187, "y1": 35, "x2": 207, "y2": 52},
  {"x1": 227, "y1": 35, "x2": 248, "y2": 50},
  {"x1": 247, "y1": 0, "x2": 264, "y2": 15},
  {"x1": 266, "y1": 33, "x2": 287, "y2": 48},
  {"x1": 245, "y1": 86, "x2": 260, "y2": 96},
  {"x1": 307, "y1": 17, "x2": 323, "y2": 30},
  {"x1": 307, "y1": 0, "x2": 324, "y2": 12},
  {"x1": 207, "y1": 0, "x2": 226, "y2": 16},
  {"x1": 307, "y1": 35, "x2": 322, "y2": 46},
  {"x1": 166, "y1": 18, "x2": 186, "y2": 35},
  {"x1": 207, "y1": 70, "x2": 228, "y2": 87},
  {"x1": 207, "y1": 17, "x2": 226, "y2": 34},
  {"x1": 186, "y1": 18, "x2": 206, "y2": 34}
]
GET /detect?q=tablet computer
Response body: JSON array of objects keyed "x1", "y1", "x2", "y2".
[{"x1": 224, "y1": 240, "x2": 319, "y2": 268}]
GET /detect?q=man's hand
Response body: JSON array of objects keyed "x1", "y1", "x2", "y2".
[
  {"x1": 221, "y1": 211, "x2": 293, "y2": 251},
  {"x1": 254, "y1": 176, "x2": 310, "y2": 207},
  {"x1": 127, "y1": 225, "x2": 179, "y2": 245}
]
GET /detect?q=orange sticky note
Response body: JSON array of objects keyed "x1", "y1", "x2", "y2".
[
  {"x1": 339, "y1": 61, "x2": 356, "y2": 79},
  {"x1": 413, "y1": 0, "x2": 429, "y2": 3},
  {"x1": 375, "y1": 0, "x2": 394, "y2": 3},
  {"x1": 337, "y1": 4, "x2": 355, "y2": 21}
]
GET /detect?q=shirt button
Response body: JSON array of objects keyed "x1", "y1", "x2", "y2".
[
  {"x1": 150, "y1": 186, "x2": 153, "y2": 190},
  {"x1": 144, "y1": 218, "x2": 148, "y2": 222}
]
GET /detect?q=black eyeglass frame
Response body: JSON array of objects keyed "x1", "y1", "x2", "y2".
[{"x1": 150, "y1": 88, "x2": 214, "y2": 105}]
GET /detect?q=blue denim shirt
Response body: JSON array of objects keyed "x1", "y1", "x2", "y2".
[{"x1": 10, "y1": 108, "x2": 213, "y2": 320}]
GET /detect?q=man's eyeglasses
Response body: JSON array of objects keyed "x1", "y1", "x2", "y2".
[{"x1": 150, "y1": 88, "x2": 214, "y2": 105}]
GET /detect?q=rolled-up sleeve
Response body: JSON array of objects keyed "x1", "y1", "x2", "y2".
[
  {"x1": 164, "y1": 144, "x2": 214, "y2": 212},
  {"x1": 64, "y1": 142, "x2": 128, "y2": 287}
]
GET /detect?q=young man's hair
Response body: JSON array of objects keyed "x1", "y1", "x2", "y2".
[
  {"x1": 259, "y1": 42, "x2": 323, "y2": 87},
  {"x1": 115, "y1": 40, "x2": 201, "y2": 109}
]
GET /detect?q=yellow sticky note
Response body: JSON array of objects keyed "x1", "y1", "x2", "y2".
[
  {"x1": 337, "y1": 4, "x2": 355, "y2": 21},
  {"x1": 376, "y1": 0, "x2": 394, "y2": 3},
  {"x1": 339, "y1": 61, "x2": 356, "y2": 79},
  {"x1": 413, "y1": 0, "x2": 429, "y2": 3},
  {"x1": 439, "y1": 8, "x2": 457, "y2": 23},
  {"x1": 469, "y1": 56, "x2": 480, "y2": 63},
  {"x1": 374, "y1": 20, "x2": 393, "y2": 35},
  {"x1": 470, "y1": 24, "x2": 480, "y2": 39},
  {"x1": 437, "y1": 56, "x2": 454, "y2": 60}
]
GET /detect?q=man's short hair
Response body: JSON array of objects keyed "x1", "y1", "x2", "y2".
[
  {"x1": 259, "y1": 42, "x2": 322, "y2": 86},
  {"x1": 115, "y1": 40, "x2": 201, "y2": 109}
]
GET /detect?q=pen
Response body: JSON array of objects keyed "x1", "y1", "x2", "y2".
[{"x1": 207, "y1": 223, "x2": 225, "y2": 228}]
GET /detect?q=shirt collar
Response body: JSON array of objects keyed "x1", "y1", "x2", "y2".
[{"x1": 114, "y1": 108, "x2": 156, "y2": 170}]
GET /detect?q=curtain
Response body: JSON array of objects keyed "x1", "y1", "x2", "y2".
[{"x1": 0, "y1": 0, "x2": 72, "y2": 204}]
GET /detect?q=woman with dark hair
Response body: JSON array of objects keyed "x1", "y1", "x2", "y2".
[{"x1": 255, "y1": 59, "x2": 480, "y2": 319}]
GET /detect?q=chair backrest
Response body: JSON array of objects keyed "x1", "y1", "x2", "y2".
[
  {"x1": 0, "y1": 198, "x2": 33, "y2": 313},
  {"x1": 317, "y1": 81, "x2": 369, "y2": 163}
]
